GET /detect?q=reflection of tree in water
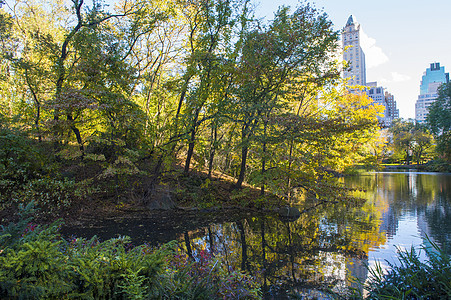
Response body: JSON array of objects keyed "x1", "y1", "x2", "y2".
[
  {"x1": 64, "y1": 173, "x2": 450, "y2": 297},
  {"x1": 421, "y1": 176, "x2": 451, "y2": 253},
  {"x1": 183, "y1": 199, "x2": 386, "y2": 297},
  {"x1": 345, "y1": 173, "x2": 451, "y2": 254}
]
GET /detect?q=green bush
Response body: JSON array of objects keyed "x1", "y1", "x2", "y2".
[
  {"x1": 0, "y1": 126, "x2": 88, "y2": 213},
  {"x1": 423, "y1": 159, "x2": 451, "y2": 173},
  {"x1": 0, "y1": 202, "x2": 261, "y2": 299},
  {"x1": 1, "y1": 176, "x2": 81, "y2": 214},
  {"x1": 359, "y1": 239, "x2": 451, "y2": 299},
  {"x1": 0, "y1": 127, "x2": 42, "y2": 184},
  {"x1": 0, "y1": 203, "x2": 174, "y2": 299}
]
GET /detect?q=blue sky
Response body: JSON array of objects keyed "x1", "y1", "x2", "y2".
[{"x1": 255, "y1": 0, "x2": 451, "y2": 119}]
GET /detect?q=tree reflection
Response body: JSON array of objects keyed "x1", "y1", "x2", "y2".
[
  {"x1": 184, "y1": 173, "x2": 451, "y2": 296},
  {"x1": 345, "y1": 173, "x2": 451, "y2": 252},
  {"x1": 186, "y1": 198, "x2": 386, "y2": 297},
  {"x1": 64, "y1": 173, "x2": 450, "y2": 297}
]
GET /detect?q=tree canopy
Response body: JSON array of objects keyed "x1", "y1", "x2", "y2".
[
  {"x1": 0, "y1": 0, "x2": 383, "y2": 210},
  {"x1": 427, "y1": 82, "x2": 451, "y2": 160}
]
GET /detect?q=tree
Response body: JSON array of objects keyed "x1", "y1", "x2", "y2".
[
  {"x1": 180, "y1": 0, "x2": 237, "y2": 175},
  {"x1": 231, "y1": 4, "x2": 341, "y2": 189},
  {"x1": 427, "y1": 82, "x2": 451, "y2": 161},
  {"x1": 411, "y1": 124, "x2": 434, "y2": 165},
  {"x1": 0, "y1": 6, "x2": 14, "y2": 118},
  {"x1": 389, "y1": 119, "x2": 415, "y2": 165}
]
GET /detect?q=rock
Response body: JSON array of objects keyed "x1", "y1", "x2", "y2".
[
  {"x1": 146, "y1": 184, "x2": 176, "y2": 210},
  {"x1": 277, "y1": 206, "x2": 301, "y2": 220}
]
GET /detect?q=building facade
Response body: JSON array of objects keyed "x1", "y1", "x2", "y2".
[
  {"x1": 366, "y1": 82, "x2": 386, "y2": 125},
  {"x1": 342, "y1": 15, "x2": 366, "y2": 86},
  {"x1": 415, "y1": 62, "x2": 449, "y2": 123},
  {"x1": 384, "y1": 91, "x2": 399, "y2": 126},
  {"x1": 364, "y1": 83, "x2": 399, "y2": 127},
  {"x1": 342, "y1": 15, "x2": 399, "y2": 127}
]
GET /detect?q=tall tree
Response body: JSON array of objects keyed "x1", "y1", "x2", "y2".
[
  {"x1": 0, "y1": 6, "x2": 15, "y2": 119},
  {"x1": 427, "y1": 82, "x2": 451, "y2": 160},
  {"x1": 181, "y1": 0, "x2": 236, "y2": 174},
  {"x1": 411, "y1": 124, "x2": 434, "y2": 165},
  {"x1": 389, "y1": 119, "x2": 415, "y2": 165},
  {"x1": 232, "y1": 4, "x2": 341, "y2": 189}
]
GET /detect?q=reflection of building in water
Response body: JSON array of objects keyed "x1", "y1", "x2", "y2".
[
  {"x1": 377, "y1": 173, "x2": 422, "y2": 240},
  {"x1": 346, "y1": 257, "x2": 368, "y2": 294},
  {"x1": 379, "y1": 206, "x2": 398, "y2": 238},
  {"x1": 417, "y1": 200, "x2": 451, "y2": 252},
  {"x1": 408, "y1": 172, "x2": 417, "y2": 198},
  {"x1": 417, "y1": 211, "x2": 434, "y2": 245}
]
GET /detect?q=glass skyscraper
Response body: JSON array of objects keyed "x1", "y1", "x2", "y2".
[{"x1": 415, "y1": 62, "x2": 449, "y2": 123}]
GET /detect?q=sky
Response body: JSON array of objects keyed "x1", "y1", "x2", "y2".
[{"x1": 254, "y1": 0, "x2": 451, "y2": 119}]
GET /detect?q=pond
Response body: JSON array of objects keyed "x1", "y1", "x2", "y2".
[{"x1": 62, "y1": 172, "x2": 451, "y2": 298}]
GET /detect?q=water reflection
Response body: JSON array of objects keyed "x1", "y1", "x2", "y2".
[
  {"x1": 62, "y1": 172, "x2": 451, "y2": 298},
  {"x1": 346, "y1": 172, "x2": 451, "y2": 255}
]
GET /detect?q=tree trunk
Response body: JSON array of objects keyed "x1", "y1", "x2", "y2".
[
  {"x1": 260, "y1": 121, "x2": 267, "y2": 196},
  {"x1": 207, "y1": 126, "x2": 217, "y2": 179},
  {"x1": 236, "y1": 125, "x2": 250, "y2": 189},
  {"x1": 183, "y1": 107, "x2": 201, "y2": 174},
  {"x1": 236, "y1": 144, "x2": 248, "y2": 189},
  {"x1": 67, "y1": 114, "x2": 84, "y2": 156},
  {"x1": 184, "y1": 127, "x2": 196, "y2": 174},
  {"x1": 287, "y1": 140, "x2": 294, "y2": 202},
  {"x1": 25, "y1": 69, "x2": 41, "y2": 142}
]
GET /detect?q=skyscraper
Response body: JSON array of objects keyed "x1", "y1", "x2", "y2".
[
  {"x1": 342, "y1": 15, "x2": 399, "y2": 127},
  {"x1": 415, "y1": 62, "x2": 449, "y2": 123},
  {"x1": 365, "y1": 83, "x2": 399, "y2": 127},
  {"x1": 342, "y1": 15, "x2": 366, "y2": 86},
  {"x1": 366, "y1": 82, "x2": 387, "y2": 125},
  {"x1": 384, "y1": 91, "x2": 399, "y2": 126}
]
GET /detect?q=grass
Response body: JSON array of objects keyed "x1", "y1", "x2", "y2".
[{"x1": 354, "y1": 237, "x2": 451, "y2": 299}]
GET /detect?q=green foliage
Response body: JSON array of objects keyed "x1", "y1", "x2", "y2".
[
  {"x1": 65, "y1": 236, "x2": 171, "y2": 299},
  {"x1": 423, "y1": 158, "x2": 451, "y2": 173},
  {"x1": 0, "y1": 203, "x2": 70, "y2": 299},
  {"x1": 389, "y1": 119, "x2": 435, "y2": 165},
  {"x1": 0, "y1": 125, "x2": 86, "y2": 213},
  {"x1": 0, "y1": 126, "x2": 42, "y2": 183},
  {"x1": 427, "y1": 82, "x2": 451, "y2": 161},
  {"x1": 153, "y1": 249, "x2": 261, "y2": 299},
  {"x1": 359, "y1": 238, "x2": 451, "y2": 299},
  {"x1": 22, "y1": 178, "x2": 80, "y2": 210},
  {"x1": 0, "y1": 0, "x2": 385, "y2": 211},
  {"x1": 0, "y1": 203, "x2": 261, "y2": 299}
]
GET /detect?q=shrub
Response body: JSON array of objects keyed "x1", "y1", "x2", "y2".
[
  {"x1": 0, "y1": 202, "x2": 261, "y2": 299},
  {"x1": 0, "y1": 126, "x2": 80, "y2": 213},
  {"x1": 423, "y1": 159, "x2": 451, "y2": 173},
  {"x1": 0, "y1": 127, "x2": 42, "y2": 183},
  {"x1": 154, "y1": 249, "x2": 261, "y2": 299},
  {"x1": 359, "y1": 239, "x2": 451, "y2": 299}
]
